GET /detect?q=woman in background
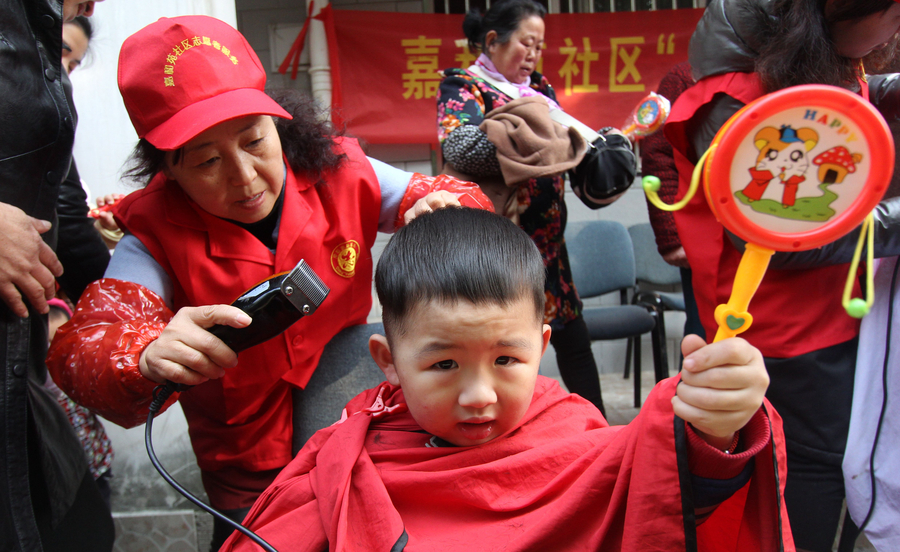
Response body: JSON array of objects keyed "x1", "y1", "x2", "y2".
[{"x1": 437, "y1": 0, "x2": 635, "y2": 415}]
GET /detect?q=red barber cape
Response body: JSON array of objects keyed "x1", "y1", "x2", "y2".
[{"x1": 222, "y1": 376, "x2": 792, "y2": 552}]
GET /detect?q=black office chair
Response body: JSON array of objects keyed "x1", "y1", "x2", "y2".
[
  {"x1": 565, "y1": 220, "x2": 663, "y2": 408},
  {"x1": 292, "y1": 323, "x2": 387, "y2": 453}
]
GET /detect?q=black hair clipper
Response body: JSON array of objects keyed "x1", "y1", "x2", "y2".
[
  {"x1": 208, "y1": 259, "x2": 330, "y2": 353},
  {"x1": 163, "y1": 260, "x2": 329, "y2": 393},
  {"x1": 147, "y1": 261, "x2": 329, "y2": 552}
]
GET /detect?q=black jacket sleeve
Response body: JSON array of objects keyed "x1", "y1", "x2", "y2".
[
  {"x1": 55, "y1": 160, "x2": 110, "y2": 301},
  {"x1": 869, "y1": 73, "x2": 900, "y2": 124}
]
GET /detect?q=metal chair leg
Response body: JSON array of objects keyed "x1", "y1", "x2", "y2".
[
  {"x1": 632, "y1": 291, "x2": 669, "y2": 384},
  {"x1": 633, "y1": 334, "x2": 642, "y2": 408},
  {"x1": 652, "y1": 309, "x2": 669, "y2": 382},
  {"x1": 624, "y1": 337, "x2": 633, "y2": 379}
]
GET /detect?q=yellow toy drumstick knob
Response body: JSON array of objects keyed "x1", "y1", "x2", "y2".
[
  {"x1": 845, "y1": 298, "x2": 869, "y2": 319},
  {"x1": 842, "y1": 213, "x2": 875, "y2": 319},
  {"x1": 643, "y1": 148, "x2": 712, "y2": 212},
  {"x1": 713, "y1": 243, "x2": 775, "y2": 342},
  {"x1": 642, "y1": 175, "x2": 661, "y2": 193}
]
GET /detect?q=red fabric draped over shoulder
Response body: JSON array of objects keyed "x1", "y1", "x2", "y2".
[{"x1": 223, "y1": 375, "x2": 791, "y2": 552}]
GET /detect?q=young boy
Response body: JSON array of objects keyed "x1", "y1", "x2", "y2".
[{"x1": 222, "y1": 207, "x2": 792, "y2": 552}]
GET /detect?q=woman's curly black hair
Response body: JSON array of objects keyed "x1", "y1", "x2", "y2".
[{"x1": 123, "y1": 89, "x2": 346, "y2": 186}]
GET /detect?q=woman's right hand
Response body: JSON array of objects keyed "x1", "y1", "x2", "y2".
[
  {"x1": 402, "y1": 190, "x2": 462, "y2": 225},
  {"x1": 139, "y1": 304, "x2": 252, "y2": 385},
  {"x1": 0, "y1": 201, "x2": 63, "y2": 317}
]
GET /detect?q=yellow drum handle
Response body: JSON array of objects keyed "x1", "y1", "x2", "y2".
[
  {"x1": 842, "y1": 213, "x2": 875, "y2": 318},
  {"x1": 643, "y1": 146, "x2": 714, "y2": 212},
  {"x1": 713, "y1": 243, "x2": 775, "y2": 342}
]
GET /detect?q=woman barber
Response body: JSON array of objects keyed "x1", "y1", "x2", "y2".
[{"x1": 48, "y1": 15, "x2": 489, "y2": 550}]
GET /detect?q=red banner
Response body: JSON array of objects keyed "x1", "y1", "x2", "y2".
[{"x1": 331, "y1": 9, "x2": 704, "y2": 144}]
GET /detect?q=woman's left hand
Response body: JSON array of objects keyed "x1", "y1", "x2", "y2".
[
  {"x1": 91, "y1": 193, "x2": 126, "y2": 231},
  {"x1": 403, "y1": 191, "x2": 462, "y2": 225}
]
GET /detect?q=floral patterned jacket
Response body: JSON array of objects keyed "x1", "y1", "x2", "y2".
[{"x1": 437, "y1": 68, "x2": 581, "y2": 329}]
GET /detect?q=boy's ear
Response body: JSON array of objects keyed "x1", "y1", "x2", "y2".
[
  {"x1": 541, "y1": 324, "x2": 552, "y2": 356},
  {"x1": 369, "y1": 334, "x2": 400, "y2": 386}
]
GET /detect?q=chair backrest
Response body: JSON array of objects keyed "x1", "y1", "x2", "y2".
[
  {"x1": 291, "y1": 323, "x2": 387, "y2": 453},
  {"x1": 565, "y1": 220, "x2": 637, "y2": 299},
  {"x1": 628, "y1": 223, "x2": 681, "y2": 287}
]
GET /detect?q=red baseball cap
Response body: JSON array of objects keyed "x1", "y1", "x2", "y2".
[{"x1": 118, "y1": 16, "x2": 291, "y2": 150}]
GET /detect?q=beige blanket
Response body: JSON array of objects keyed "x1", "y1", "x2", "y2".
[{"x1": 479, "y1": 96, "x2": 586, "y2": 186}]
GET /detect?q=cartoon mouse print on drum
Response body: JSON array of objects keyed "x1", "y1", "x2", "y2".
[
  {"x1": 740, "y1": 125, "x2": 819, "y2": 209},
  {"x1": 735, "y1": 114, "x2": 869, "y2": 223}
]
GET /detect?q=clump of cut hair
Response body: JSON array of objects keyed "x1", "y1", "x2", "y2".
[
  {"x1": 123, "y1": 89, "x2": 345, "y2": 186},
  {"x1": 462, "y1": 0, "x2": 546, "y2": 54},
  {"x1": 376, "y1": 207, "x2": 546, "y2": 341}
]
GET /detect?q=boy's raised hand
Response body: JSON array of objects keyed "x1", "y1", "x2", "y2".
[{"x1": 672, "y1": 335, "x2": 770, "y2": 450}]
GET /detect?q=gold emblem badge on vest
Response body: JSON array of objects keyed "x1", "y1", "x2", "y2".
[{"x1": 331, "y1": 240, "x2": 360, "y2": 278}]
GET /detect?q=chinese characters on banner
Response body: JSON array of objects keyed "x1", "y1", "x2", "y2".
[{"x1": 331, "y1": 9, "x2": 703, "y2": 144}]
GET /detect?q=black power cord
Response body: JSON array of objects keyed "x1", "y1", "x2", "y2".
[
  {"x1": 146, "y1": 382, "x2": 278, "y2": 552},
  {"x1": 857, "y1": 257, "x2": 899, "y2": 533},
  {"x1": 141, "y1": 260, "x2": 329, "y2": 551}
]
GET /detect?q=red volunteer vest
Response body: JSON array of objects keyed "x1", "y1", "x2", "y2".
[
  {"x1": 115, "y1": 138, "x2": 380, "y2": 472},
  {"x1": 664, "y1": 73, "x2": 860, "y2": 358}
]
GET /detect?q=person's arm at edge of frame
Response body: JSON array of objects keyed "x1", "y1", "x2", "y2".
[
  {"x1": 641, "y1": 128, "x2": 684, "y2": 261},
  {"x1": 641, "y1": 63, "x2": 695, "y2": 266},
  {"x1": 0, "y1": 200, "x2": 64, "y2": 318},
  {"x1": 367, "y1": 156, "x2": 493, "y2": 233},
  {"x1": 55, "y1": 160, "x2": 111, "y2": 301}
]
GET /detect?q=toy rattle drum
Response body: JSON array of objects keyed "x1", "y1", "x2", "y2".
[{"x1": 644, "y1": 84, "x2": 893, "y2": 342}]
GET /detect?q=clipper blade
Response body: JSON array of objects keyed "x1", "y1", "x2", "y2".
[{"x1": 281, "y1": 259, "x2": 330, "y2": 315}]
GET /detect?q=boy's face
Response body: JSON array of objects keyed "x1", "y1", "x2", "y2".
[{"x1": 370, "y1": 296, "x2": 551, "y2": 447}]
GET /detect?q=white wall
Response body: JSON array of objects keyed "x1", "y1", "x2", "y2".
[
  {"x1": 65, "y1": 3, "x2": 241, "y2": 547},
  {"x1": 69, "y1": 0, "x2": 237, "y2": 200}
]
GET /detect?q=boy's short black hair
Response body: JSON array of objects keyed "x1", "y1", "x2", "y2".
[{"x1": 375, "y1": 207, "x2": 545, "y2": 340}]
